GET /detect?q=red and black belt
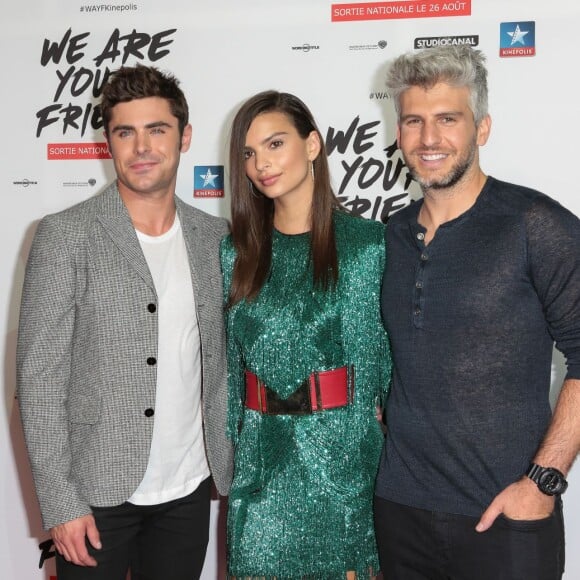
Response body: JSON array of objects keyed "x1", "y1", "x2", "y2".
[{"x1": 244, "y1": 365, "x2": 354, "y2": 415}]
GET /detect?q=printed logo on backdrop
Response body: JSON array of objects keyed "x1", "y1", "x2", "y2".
[
  {"x1": 13, "y1": 179, "x2": 39, "y2": 187},
  {"x1": 500, "y1": 22, "x2": 535, "y2": 57},
  {"x1": 194, "y1": 166, "x2": 224, "y2": 198},
  {"x1": 331, "y1": 0, "x2": 471, "y2": 22},
  {"x1": 415, "y1": 35, "x2": 479, "y2": 49},
  {"x1": 325, "y1": 116, "x2": 413, "y2": 222},
  {"x1": 36, "y1": 27, "x2": 177, "y2": 159},
  {"x1": 63, "y1": 178, "x2": 98, "y2": 188},
  {"x1": 291, "y1": 43, "x2": 320, "y2": 52},
  {"x1": 348, "y1": 40, "x2": 387, "y2": 51}
]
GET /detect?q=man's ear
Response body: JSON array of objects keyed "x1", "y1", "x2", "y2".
[
  {"x1": 476, "y1": 114, "x2": 491, "y2": 146},
  {"x1": 103, "y1": 131, "x2": 113, "y2": 156},
  {"x1": 181, "y1": 124, "x2": 193, "y2": 153}
]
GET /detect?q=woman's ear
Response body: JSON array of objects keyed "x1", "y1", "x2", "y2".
[{"x1": 306, "y1": 130, "x2": 322, "y2": 161}]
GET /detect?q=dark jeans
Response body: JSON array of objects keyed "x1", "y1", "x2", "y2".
[
  {"x1": 56, "y1": 477, "x2": 211, "y2": 580},
  {"x1": 374, "y1": 495, "x2": 565, "y2": 580}
]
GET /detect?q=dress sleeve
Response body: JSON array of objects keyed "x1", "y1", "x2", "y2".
[
  {"x1": 341, "y1": 217, "x2": 392, "y2": 409},
  {"x1": 220, "y1": 236, "x2": 245, "y2": 445},
  {"x1": 526, "y1": 196, "x2": 580, "y2": 379},
  {"x1": 377, "y1": 228, "x2": 392, "y2": 406}
]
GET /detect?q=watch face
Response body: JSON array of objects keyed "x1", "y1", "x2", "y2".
[{"x1": 538, "y1": 469, "x2": 568, "y2": 495}]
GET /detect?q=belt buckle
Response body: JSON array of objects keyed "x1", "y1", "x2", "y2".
[{"x1": 265, "y1": 379, "x2": 313, "y2": 415}]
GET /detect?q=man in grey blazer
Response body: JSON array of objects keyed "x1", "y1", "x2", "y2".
[{"x1": 17, "y1": 65, "x2": 233, "y2": 579}]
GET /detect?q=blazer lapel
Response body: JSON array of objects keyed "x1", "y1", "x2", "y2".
[
  {"x1": 95, "y1": 183, "x2": 155, "y2": 291},
  {"x1": 176, "y1": 198, "x2": 201, "y2": 298}
]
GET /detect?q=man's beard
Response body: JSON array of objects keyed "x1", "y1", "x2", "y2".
[{"x1": 407, "y1": 137, "x2": 477, "y2": 191}]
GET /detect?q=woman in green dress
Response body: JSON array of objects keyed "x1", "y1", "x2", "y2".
[{"x1": 221, "y1": 90, "x2": 391, "y2": 579}]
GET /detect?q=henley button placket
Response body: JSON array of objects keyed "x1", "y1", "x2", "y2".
[{"x1": 413, "y1": 248, "x2": 429, "y2": 328}]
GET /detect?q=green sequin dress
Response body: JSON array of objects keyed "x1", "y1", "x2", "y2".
[{"x1": 220, "y1": 210, "x2": 392, "y2": 579}]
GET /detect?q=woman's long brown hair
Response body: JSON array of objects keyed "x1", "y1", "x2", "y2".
[{"x1": 227, "y1": 91, "x2": 341, "y2": 306}]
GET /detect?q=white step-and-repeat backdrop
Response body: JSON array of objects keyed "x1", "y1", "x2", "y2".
[{"x1": 2, "y1": 1, "x2": 579, "y2": 578}]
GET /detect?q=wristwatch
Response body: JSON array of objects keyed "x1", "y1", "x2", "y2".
[{"x1": 526, "y1": 463, "x2": 568, "y2": 496}]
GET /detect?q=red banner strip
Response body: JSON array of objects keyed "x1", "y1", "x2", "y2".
[
  {"x1": 47, "y1": 142, "x2": 111, "y2": 160},
  {"x1": 332, "y1": 1, "x2": 471, "y2": 22}
]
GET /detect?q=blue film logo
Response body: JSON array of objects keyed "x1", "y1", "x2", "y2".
[
  {"x1": 194, "y1": 165, "x2": 224, "y2": 198},
  {"x1": 500, "y1": 21, "x2": 535, "y2": 57}
]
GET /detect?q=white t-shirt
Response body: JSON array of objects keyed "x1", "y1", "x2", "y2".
[{"x1": 129, "y1": 215, "x2": 210, "y2": 505}]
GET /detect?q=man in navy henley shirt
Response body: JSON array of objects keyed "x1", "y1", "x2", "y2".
[{"x1": 374, "y1": 45, "x2": 580, "y2": 580}]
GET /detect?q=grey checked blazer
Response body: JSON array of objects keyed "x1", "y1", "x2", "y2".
[{"x1": 16, "y1": 183, "x2": 233, "y2": 529}]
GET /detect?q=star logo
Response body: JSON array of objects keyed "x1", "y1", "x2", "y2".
[
  {"x1": 499, "y1": 21, "x2": 535, "y2": 58},
  {"x1": 193, "y1": 165, "x2": 225, "y2": 198},
  {"x1": 507, "y1": 24, "x2": 528, "y2": 46},
  {"x1": 200, "y1": 167, "x2": 219, "y2": 187}
]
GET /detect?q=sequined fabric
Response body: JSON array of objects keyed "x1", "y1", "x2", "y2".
[{"x1": 220, "y1": 211, "x2": 392, "y2": 579}]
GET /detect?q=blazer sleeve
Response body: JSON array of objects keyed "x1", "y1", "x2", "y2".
[{"x1": 16, "y1": 215, "x2": 92, "y2": 529}]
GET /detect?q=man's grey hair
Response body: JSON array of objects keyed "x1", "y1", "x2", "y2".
[{"x1": 386, "y1": 46, "x2": 489, "y2": 125}]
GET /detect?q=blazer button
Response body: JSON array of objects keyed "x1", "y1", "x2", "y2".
[
  {"x1": 147, "y1": 357, "x2": 157, "y2": 366},
  {"x1": 144, "y1": 408, "x2": 154, "y2": 417},
  {"x1": 147, "y1": 303, "x2": 157, "y2": 313}
]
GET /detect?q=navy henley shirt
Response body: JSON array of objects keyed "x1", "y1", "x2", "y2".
[{"x1": 376, "y1": 176, "x2": 580, "y2": 516}]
